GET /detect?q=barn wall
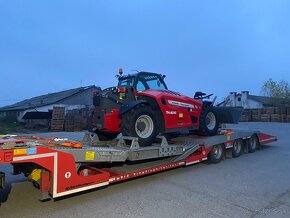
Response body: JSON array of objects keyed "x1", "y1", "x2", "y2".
[
  {"x1": 60, "y1": 87, "x2": 98, "y2": 108},
  {"x1": 244, "y1": 99, "x2": 263, "y2": 109},
  {"x1": 2, "y1": 87, "x2": 99, "y2": 122},
  {"x1": 18, "y1": 104, "x2": 87, "y2": 122},
  {"x1": 223, "y1": 92, "x2": 264, "y2": 109}
]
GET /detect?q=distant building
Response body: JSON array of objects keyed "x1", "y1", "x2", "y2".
[
  {"x1": 218, "y1": 91, "x2": 289, "y2": 109},
  {"x1": 0, "y1": 86, "x2": 100, "y2": 122}
]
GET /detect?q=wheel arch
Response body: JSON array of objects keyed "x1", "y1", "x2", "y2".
[
  {"x1": 119, "y1": 100, "x2": 148, "y2": 116},
  {"x1": 138, "y1": 96, "x2": 165, "y2": 133},
  {"x1": 119, "y1": 97, "x2": 165, "y2": 134}
]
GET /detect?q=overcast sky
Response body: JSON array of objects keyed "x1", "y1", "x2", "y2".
[{"x1": 0, "y1": 0, "x2": 290, "y2": 106}]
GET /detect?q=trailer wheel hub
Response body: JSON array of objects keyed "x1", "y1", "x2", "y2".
[{"x1": 212, "y1": 144, "x2": 222, "y2": 159}]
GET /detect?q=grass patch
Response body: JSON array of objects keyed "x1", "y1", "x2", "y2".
[{"x1": 0, "y1": 122, "x2": 24, "y2": 134}]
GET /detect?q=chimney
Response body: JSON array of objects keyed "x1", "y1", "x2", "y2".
[{"x1": 241, "y1": 91, "x2": 249, "y2": 96}]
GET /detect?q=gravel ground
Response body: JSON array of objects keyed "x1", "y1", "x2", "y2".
[{"x1": 0, "y1": 122, "x2": 290, "y2": 218}]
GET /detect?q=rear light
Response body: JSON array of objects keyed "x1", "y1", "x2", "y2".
[{"x1": 118, "y1": 68, "x2": 123, "y2": 75}]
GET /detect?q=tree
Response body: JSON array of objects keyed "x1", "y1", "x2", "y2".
[{"x1": 261, "y1": 78, "x2": 290, "y2": 99}]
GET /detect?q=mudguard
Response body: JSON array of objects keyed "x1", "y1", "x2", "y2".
[{"x1": 119, "y1": 100, "x2": 148, "y2": 115}]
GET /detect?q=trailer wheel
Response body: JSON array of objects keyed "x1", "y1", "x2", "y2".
[
  {"x1": 198, "y1": 106, "x2": 219, "y2": 136},
  {"x1": 232, "y1": 139, "x2": 243, "y2": 158},
  {"x1": 208, "y1": 144, "x2": 225, "y2": 164},
  {"x1": 248, "y1": 134, "x2": 258, "y2": 153},
  {"x1": 121, "y1": 105, "x2": 159, "y2": 147}
]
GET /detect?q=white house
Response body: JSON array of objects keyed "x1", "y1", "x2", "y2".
[{"x1": 219, "y1": 91, "x2": 287, "y2": 109}]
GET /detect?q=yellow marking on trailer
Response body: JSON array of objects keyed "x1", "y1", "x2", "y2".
[
  {"x1": 226, "y1": 135, "x2": 231, "y2": 140},
  {"x1": 14, "y1": 148, "x2": 27, "y2": 155},
  {"x1": 85, "y1": 151, "x2": 95, "y2": 161}
]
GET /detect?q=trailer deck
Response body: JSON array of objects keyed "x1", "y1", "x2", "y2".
[{"x1": 0, "y1": 130, "x2": 277, "y2": 201}]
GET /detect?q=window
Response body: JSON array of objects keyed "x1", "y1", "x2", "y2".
[
  {"x1": 136, "y1": 81, "x2": 146, "y2": 91},
  {"x1": 238, "y1": 97, "x2": 241, "y2": 101},
  {"x1": 138, "y1": 75, "x2": 167, "y2": 91},
  {"x1": 118, "y1": 77, "x2": 134, "y2": 87},
  {"x1": 146, "y1": 79, "x2": 166, "y2": 90}
]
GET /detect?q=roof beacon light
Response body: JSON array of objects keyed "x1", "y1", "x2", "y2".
[{"x1": 118, "y1": 68, "x2": 123, "y2": 76}]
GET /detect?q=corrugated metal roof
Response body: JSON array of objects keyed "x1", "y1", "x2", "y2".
[{"x1": 0, "y1": 85, "x2": 99, "y2": 112}]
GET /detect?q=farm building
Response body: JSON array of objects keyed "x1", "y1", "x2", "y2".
[
  {"x1": 218, "y1": 91, "x2": 289, "y2": 109},
  {"x1": 0, "y1": 86, "x2": 100, "y2": 124}
]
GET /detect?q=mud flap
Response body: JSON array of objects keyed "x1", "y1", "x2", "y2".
[{"x1": 0, "y1": 172, "x2": 5, "y2": 189}]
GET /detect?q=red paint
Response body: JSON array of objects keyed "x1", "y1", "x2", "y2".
[
  {"x1": 40, "y1": 171, "x2": 50, "y2": 193},
  {"x1": 257, "y1": 133, "x2": 277, "y2": 144},
  {"x1": 139, "y1": 90, "x2": 202, "y2": 129},
  {"x1": 103, "y1": 109, "x2": 121, "y2": 132}
]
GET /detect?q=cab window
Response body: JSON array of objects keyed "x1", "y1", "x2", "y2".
[
  {"x1": 136, "y1": 81, "x2": 146, "y2": 91},
  {"x1": 118, "y1": 77, "x2": 134, "y2": 87},
  {"x1": 137, "y1": 75, "x2": 167, "y2": 90}
]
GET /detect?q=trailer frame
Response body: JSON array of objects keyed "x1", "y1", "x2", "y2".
[{"x1": 0, "y1": 130, "x2": 277, "y2": 201}]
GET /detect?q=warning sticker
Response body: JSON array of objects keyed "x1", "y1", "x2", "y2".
[
  {"x1": 85, "y1": 151, "x2": 95, "y2": 161},
  {"x1": 14, "y1": 149, "x2": 27, "y2": 156}
]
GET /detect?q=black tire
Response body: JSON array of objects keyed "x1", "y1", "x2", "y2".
[
  {"x1": 232, "y1": 139, "x2": 243, "y2": 158},
  {"x1": 248, "y1": 134, "x2": 258, "y2": 153},
  {"x1": 208, "y1": 143, "x2": 225, "y2": 164},
  {"x1": 198, "y1": 106, "x2": 219, "y2": 136},
  {"x1": 94, "y1": 130, "x2": 119, "y2": 141},
  {"x1": 121, "y1": 104, "x2": 159, "y2": 147}
]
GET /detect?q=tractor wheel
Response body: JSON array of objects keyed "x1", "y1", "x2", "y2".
[
  {"x1": 121, "y1": 105, "x2": 159, "y2": 147},
  {"x1": 198, "y1": 106, "x2": 219, "y2": 136}
]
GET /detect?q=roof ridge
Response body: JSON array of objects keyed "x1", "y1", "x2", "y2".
[{"x1": 0, "y1": 85, "x2": 97, "y2": 111}]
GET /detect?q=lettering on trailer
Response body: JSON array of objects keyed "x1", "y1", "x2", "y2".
[
  {"x1": 65, "y1": 182, "x2": 95, "y2": 191},
  {"x1": 168, "y1": 100, "x2": 200, "y2": 109}
]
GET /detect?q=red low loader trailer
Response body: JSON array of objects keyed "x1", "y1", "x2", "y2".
[{"x1": 0, "y1": 130, "x2": 276, "y2": 201}]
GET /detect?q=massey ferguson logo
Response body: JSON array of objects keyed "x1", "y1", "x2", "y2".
[{"x1": 166, "y1": 111, "x2": 177, "y2": 115}]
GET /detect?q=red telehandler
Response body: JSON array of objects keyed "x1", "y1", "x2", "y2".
[{"x1": 89, "y1": 69, "x2": 242, "y2": 146}]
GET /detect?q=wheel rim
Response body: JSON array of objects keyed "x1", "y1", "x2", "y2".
[
  {"x1": 233, "y1": 140, "x2": 242, "y2": 153},
  {"x1": 212, "y1": 144, "x2": 222, "y2": 159},
  {"x1": 206, "y1": 112, "x2": 216, "y2": 130},
  {"x1": 135, "y1": 115, "x2": 154, "y2": 139}
]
